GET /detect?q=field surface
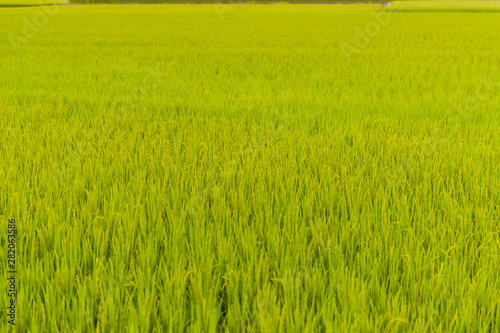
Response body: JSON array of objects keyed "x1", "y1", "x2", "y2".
[
  {"x1": 390, "y1": 0, "x2": 500, "y2": 11},
  {"x1": 0, "y1": 0, "x2": 390, "y2": 5},
  {"x1": 1, "y1": 3, "x2": 500, "y2": 332},
  {"x1": 0, "y1": 0, "x2": 57, "y2": 7}
]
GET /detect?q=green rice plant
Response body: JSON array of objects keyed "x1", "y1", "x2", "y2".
[
  {"x1": 0, "y1": 4, "x2": 500, "y2": 332},
  {"x1": 67, "y1": 0, "x2": 391, "y2": 3},
  {"x1": 389, "y1": 1, "x2": 500, "y2": 12}
]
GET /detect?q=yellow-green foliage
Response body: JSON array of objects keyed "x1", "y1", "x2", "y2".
[
  {"x1": 1, "y1": 4, "x2": 500, "y2": 332},
  {"x1": 69, "y1": 0, "x2": 389, "y2": 3},
  {"x1": 0, "y1": 0, "x2": 58, "y2": 7},
  {"x1": 390, "y1": 1, "x2": 500, "y2": 12}
]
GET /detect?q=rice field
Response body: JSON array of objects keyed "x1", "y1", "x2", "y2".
[
  {"x1": 1, "y1": 2, "x2": 500, "y2": 332},
  {"x1": 389, "y1": 0, "x2": 500, "y2": 11},
  {"x1": 0, "y1": 0, "x2": 57, "y2": 7}
]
